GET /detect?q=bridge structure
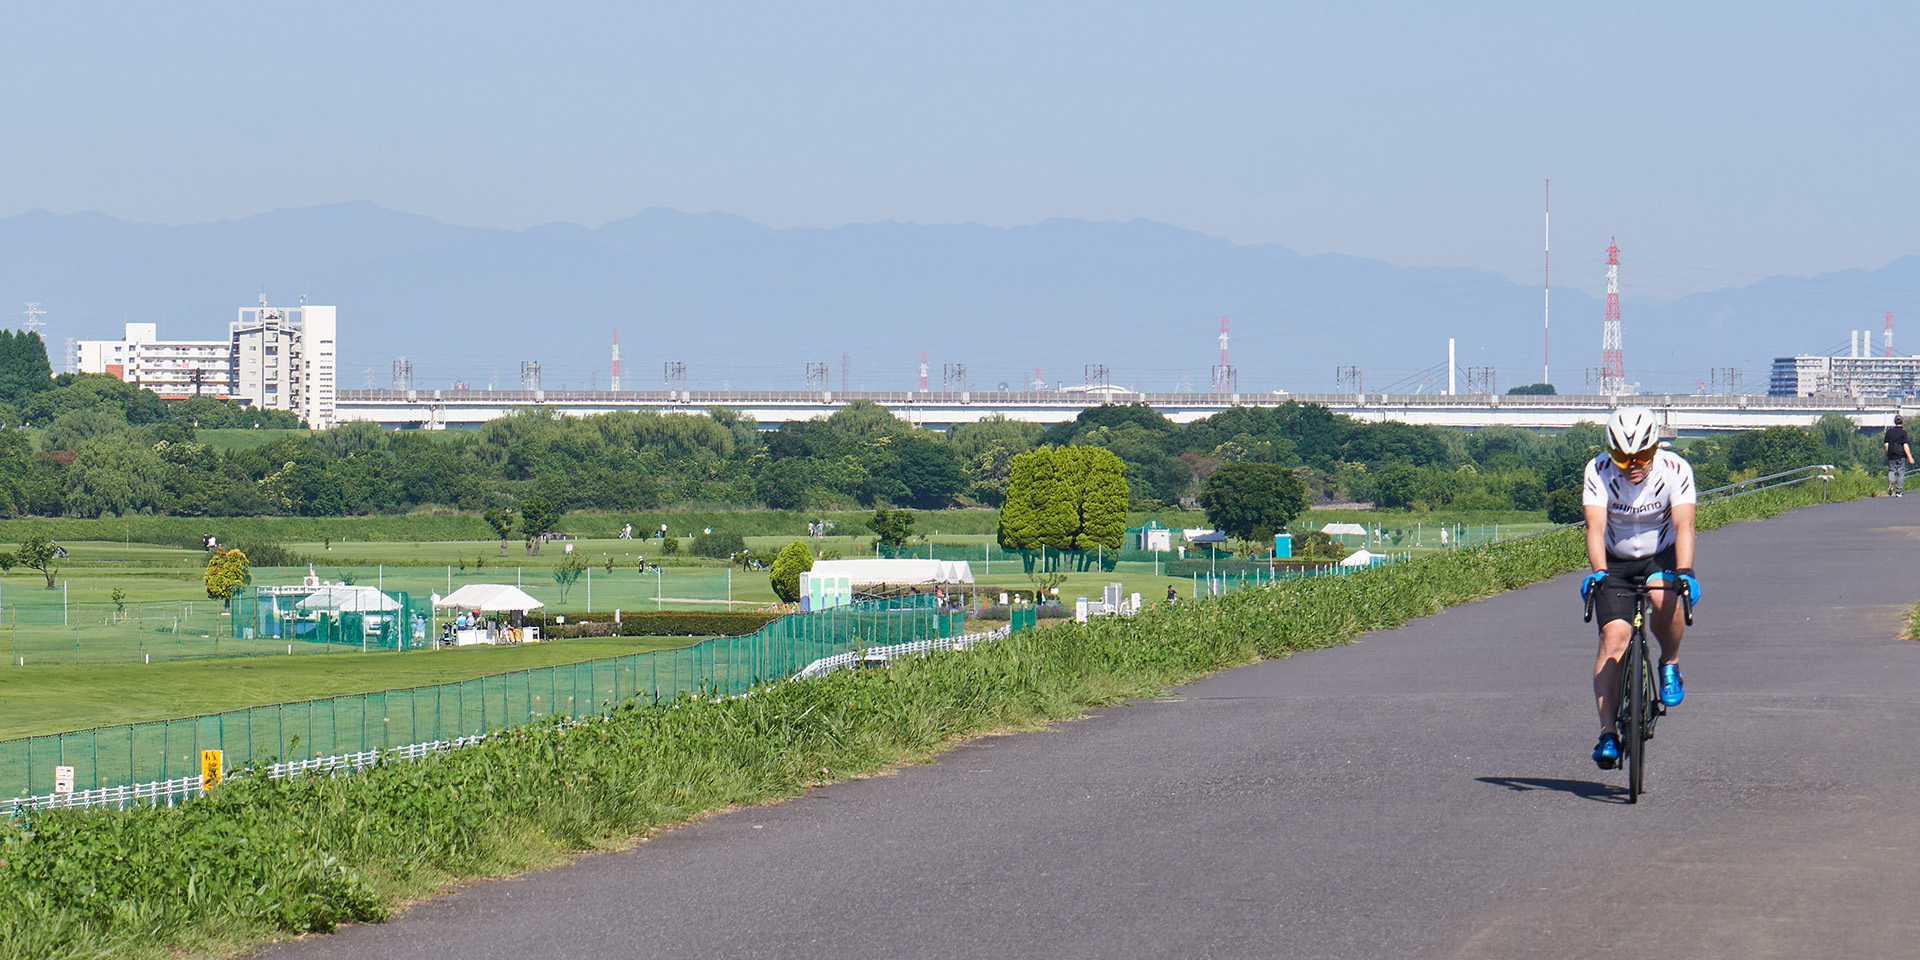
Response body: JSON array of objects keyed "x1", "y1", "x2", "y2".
[{"x1": 334, "y1": 388, "x2": 1910, "y2": 434}]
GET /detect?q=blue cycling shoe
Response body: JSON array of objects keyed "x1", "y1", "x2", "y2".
[
  {"x1": 1592, "y1": 731, "x2": 1620, "y2": 770},
  {"x1": 1659, "y1": 664, "x2": 1685, "y2": 707}
]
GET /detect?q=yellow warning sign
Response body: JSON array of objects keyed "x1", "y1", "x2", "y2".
[{"x1": 200, "y1": 750, "x2": 223, "y2": 790}]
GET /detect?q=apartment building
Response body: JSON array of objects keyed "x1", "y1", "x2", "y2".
[
  {"x1": 76, "y1": 323, "x2": 236, "y2": 399},
  {"x1": 75, "y1": 301, "x2": 342, "y2": 428},
  {"x1": 230, "y1": 301, "x2": 338, "y2": 428},
  {"x1": 1769, "y1": 354, "x2": 1920, "y2": 399}
]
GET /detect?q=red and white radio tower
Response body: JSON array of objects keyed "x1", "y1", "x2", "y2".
[
  {"x1": 1210, "y1": 317, "x2": 1236, "y2": 393},
  {"x1": 610, "y1": 329, "x2": 621, "y2": 391},
  {"x1": 1886, "y1": 311, "x2": 1895, "y2": 358},
  {"x1": 1599, "y1": 238, "x2": 1625, "y2": 394},
  {"x1": 918, "y1": 350, "x2": 930, "y2": 392}
]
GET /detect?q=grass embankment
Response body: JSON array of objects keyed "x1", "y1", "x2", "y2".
[
  {"x1": 0, "y1": 635, "x2": 710, "y2": 741},
  {"x1": 0, "y1": 472, "x2": 1873, "y2": 960},
  {"x1": 0, "y1": 508, "x2": 1006, "y2": 549}
]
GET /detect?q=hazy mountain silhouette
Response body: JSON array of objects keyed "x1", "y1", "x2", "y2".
[{"x1": 1, "y1": 203, "x2": 1910, "y2": 395}]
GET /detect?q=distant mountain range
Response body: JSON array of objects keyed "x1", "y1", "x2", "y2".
[{"x1": 1, "y1": 203, "x2": 1913, "y2": 395}]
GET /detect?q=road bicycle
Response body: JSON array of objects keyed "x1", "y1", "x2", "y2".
[{"x1": 1585, "y1": 575, "x2": 1693, "y2": 803}]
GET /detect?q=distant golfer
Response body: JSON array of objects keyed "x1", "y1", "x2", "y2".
[{"x1": 1888, "y1": 415, "x2": 1914, "y2": 497}]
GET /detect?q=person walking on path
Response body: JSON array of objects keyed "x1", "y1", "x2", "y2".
[{"x1": 1887, "y1": 415, "x2": 1913, "y2": 497}]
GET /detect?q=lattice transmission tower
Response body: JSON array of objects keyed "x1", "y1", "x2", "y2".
[{"x1": 1599, "y1": 238, "x2": 1626, "y2": 394}]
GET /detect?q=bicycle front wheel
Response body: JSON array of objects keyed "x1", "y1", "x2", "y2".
[{"x1": 1625, "y1": 636, "x2": 1649, "y2": 803}]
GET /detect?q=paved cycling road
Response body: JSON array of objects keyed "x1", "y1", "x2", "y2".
[{"x1": 258, "y1": 497, "x2": 1920, "y2": 960}]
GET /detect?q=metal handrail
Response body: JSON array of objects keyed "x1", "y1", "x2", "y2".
[
  {"x1": 1509, "y1": 462, "x2": 1838, "y2": 542},
  {"x1": 1697, "y1": 463, "x2": 1836, "y2": 503}
]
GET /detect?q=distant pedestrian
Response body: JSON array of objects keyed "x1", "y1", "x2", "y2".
[
  {"x1": 1166, "y1": 585, "x2": 1177, "y2": 604},
  {"x1": 1888, "y1": 415, "x2": 1914, "y2": 497}
]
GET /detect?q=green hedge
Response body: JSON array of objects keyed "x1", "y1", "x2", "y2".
[{"x1": 526, "y1": 610, "x2": 782, "y2": 639}]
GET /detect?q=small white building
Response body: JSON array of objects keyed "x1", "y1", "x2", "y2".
[{"x1": 800, "y1": 559, "x2": 974, "y2": 611}]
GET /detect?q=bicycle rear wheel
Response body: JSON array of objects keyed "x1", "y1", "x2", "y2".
[{"x1": 1625, "y1": 635, "x2": 1648, "y2": 803}]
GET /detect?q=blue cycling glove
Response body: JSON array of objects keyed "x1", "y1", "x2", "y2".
[
  {"x1": 1675, "y1": 568, "x2": 1700, "y2": 606},
  {"x1": 1580, "y1": 570, "x2": 1607, "y2": 602}
]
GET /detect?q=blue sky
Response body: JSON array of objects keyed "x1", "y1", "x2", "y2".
[{"x1": 5, "y1": 1, "x2": 1916, "y2": 298}]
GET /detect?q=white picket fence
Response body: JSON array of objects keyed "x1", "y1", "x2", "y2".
[
  {"x1": 5, "y1": 629, "x2": 1008, "y2": 816},
  {"x1": 2, "y1": 733, "x2": 494, "y2": 816},
  {"x1": 792, "y1": 626, "x2": 1008, "y2": 679}
]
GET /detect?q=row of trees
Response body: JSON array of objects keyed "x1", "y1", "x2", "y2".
[{"x1": 0, "y1": 323, "x2": 1875, "y2": 521}]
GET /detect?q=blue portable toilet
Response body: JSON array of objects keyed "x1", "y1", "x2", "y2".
[{"x1": 1273, "y1": 533, "x2": 1293, "y2": 559}]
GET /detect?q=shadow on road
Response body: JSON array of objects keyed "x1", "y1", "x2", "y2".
[{"x1": 1475, "y1": 776, "x2": 1629, "y2": 804}]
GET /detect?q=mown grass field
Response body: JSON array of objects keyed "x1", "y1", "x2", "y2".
[
  {"x1": 0, "y1": 502, "x2": 1553, "y2": 666},
  {"x1": 0, "y1": 634, "x2": 709, "y2": 741}
]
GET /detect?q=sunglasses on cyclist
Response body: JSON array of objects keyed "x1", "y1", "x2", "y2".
[{"x1": 1609, "y1": 447, "x2": 1658, "y2": 469}]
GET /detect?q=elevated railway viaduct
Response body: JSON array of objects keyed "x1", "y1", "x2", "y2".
[{"x1": 335, "y1": 388, "x2": 1910, "y2": 434}]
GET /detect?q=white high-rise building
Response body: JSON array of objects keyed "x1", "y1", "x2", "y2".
[
  {"x1": 1770, "y1": 354, "x2": 1920, "y2": 399},
  {"x1": 76, "y1": 322, "x2": 236, "y2": 399},
  {"x1": 230, "y1": 300, "x2": 338, "y2": 428}
]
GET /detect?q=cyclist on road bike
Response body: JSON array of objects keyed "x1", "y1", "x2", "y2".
[{"x1": 1580, "y1": 407, "x2": 1702, "y2": 769}]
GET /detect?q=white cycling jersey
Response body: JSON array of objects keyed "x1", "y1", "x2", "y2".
[{"x1": 1582, "y1": 449, "x2": 1696, "y2": 559}]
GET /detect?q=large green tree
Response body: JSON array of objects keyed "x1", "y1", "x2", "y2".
[
  {"x1": 769, "y1": 540, "x2": 814, "y2": 603},
  {"x1": 204, "y1": 548, "x2": 251, "y2": 604},
  {"x1": 867, "y1": 506, "x2": 916, "y2": 548},
  {"x1": 0, "y1": 330, "x2": 53, "y2": 405},
  {"x1": 1198, "y1": 462, "x2": 1311, "y2": 545},
  {"x1": 517, "y1": 493, "x2": 558, "y2": 554},
  {"x1": 1726, "y1": 426, "x2": 1823, "y2": 477},
  {"x1": 64, "y1": 435, "x2": 169, "y2": 518},
  {"x1": 997, "y1": 446, "x2": 1129, "y2": 570},
  {"x1": 24, "y1": 373, "x2": 167, "y2": 425},
  {"x1": 16, "y1": 535, "x2": 60, "y2": 589}
]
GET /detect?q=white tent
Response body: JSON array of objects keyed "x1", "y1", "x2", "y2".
[
  {"x1": 1339, "y1": 548, "x2": 1382, "y2": 567},
  {"x1": 434, "y1": 583, "x2": 546, "y2": 612},
  {"x1": 295, "y1": 585, "x2": 403, "y2": 613},
  {"x1": 1322, "y1": 523, "x2": 1370, "y2": 537},
  {"x1": 808, "y1": 559, "x2": 974, "y2": 585}
]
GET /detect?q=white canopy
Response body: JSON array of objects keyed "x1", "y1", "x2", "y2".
[
  {"x1": 434, "y1": 583, "x2": 546, "y2": 611},
  {"x1": 295, "y1": 585, "x2": 402, "y2": 613},
  {"x1": 1339, "y1": 548, "x2": 1381, "y2": 567},
  {"x1": 808, "y1": 559, "x2": 974, "y2": 585},
  {"x1": 1322, "y1": 523, "x2": 1370, "y2": 536}
]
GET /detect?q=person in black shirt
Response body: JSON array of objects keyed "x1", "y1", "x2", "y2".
[{"x1": 1887, "y1": 415, "x2": 1913, "y2": 497}]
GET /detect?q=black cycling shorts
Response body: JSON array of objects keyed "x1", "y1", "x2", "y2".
[{"x1": 1594, "y1": 546, "x2": 1678, "y2": 628}]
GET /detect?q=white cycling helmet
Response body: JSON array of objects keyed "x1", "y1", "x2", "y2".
[{"x1": 1605, "y1": 406, "x2": 1660, "y2": 456}]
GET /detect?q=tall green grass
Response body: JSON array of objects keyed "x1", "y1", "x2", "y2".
[{"x1": 0, "y1": 471, "x2": 1872, "y2": 960}]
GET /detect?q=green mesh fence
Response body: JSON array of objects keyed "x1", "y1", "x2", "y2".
[
  {"x1": 248, "y1": 565, "x2": 747, "y2": 614},
  {"x1": 1, "y1": 596, "x2": 961, "y2": 801},
  {"x1": 0, "y1": 565, "x2": 758, "y2": 665},
  {"x1": 0, "y1": 597, "x2": 239, "y2": 665},
  {"x1": 229, "y1": 586, "x2": 432, "y2": 653}
]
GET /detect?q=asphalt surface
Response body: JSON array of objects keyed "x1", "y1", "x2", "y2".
[{"x1": 258, "y1": 497, "x2": 1920, "y2": 960}]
